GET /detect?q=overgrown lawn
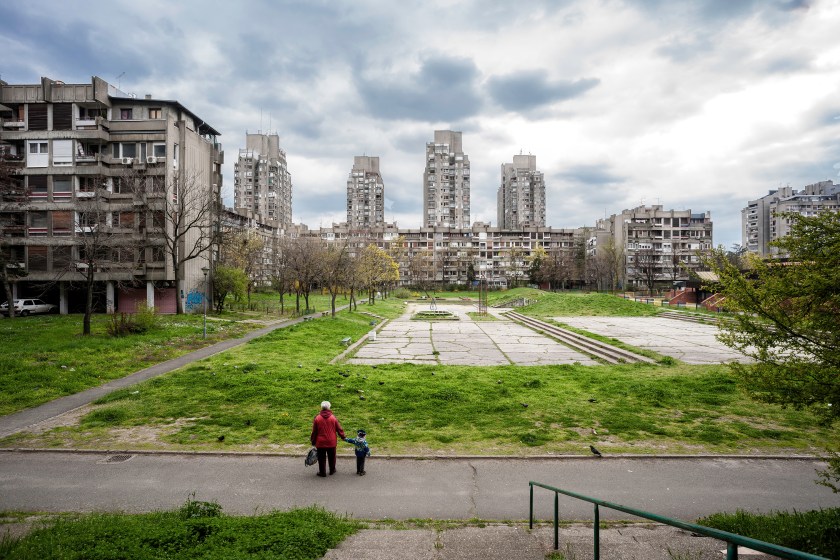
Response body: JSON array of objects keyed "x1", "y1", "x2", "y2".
[
  {"x1": 4, "y1": 303, "x2": 835, "y2": 455},
  {"x1": 0, "y1": 313, "x2": 257, "y2": 415},
  {"x1": 0, "y1": 500, "x2": 360, "y2": 560}
]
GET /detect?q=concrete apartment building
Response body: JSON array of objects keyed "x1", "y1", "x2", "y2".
[
  {"x1": 346, "y1": 156, "x2": 385, "y2": 230},
  {"x1": 294, "y1": 222, "x2": 580, "y2": 288},
  {"x1": 233, "y1": 132, "x2": 292, "y2": 226},
  {"x1": 423, "y1": 130, "x2": 470, "y2": 228},
  {"x1": 742, "y1": 180, "x2": 839, "y2": 258},
  {"x1": 590, "y1": 205, "x2": 713, "y2": 290},
  {"x1": 0, "y1": 76, "x2": 223, "y2": 313},
  {"x1": 497, "y1": 154, "x2": 546, "y2": 229}
]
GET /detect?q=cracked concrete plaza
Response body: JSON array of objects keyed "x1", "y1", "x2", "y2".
[
  {"x1": 559, "y1": 316, "x2": 751, "y2": 364},
  {"x1": 347, "y1": 303, "x2": 752, "y2": 367},
  {"x1": 348, "y1": 304, "x2": 597, "y2": 366}
]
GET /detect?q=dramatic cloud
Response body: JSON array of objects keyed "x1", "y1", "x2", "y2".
[
  {"x1": 2, "y1": 0, "x2": 838, "y2": 248},
  {"x1": 487, "y1": 71, "x2": 600, "y2": 112},
  {"x1": 356, "y1": 55, "x2": 483, "y2": 122}
]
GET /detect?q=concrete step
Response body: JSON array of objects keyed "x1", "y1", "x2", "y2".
[{"x1": 322, "y1": 523, "x2": 746, "y2": 560}]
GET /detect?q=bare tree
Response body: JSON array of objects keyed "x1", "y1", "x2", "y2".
[
  {"x1": 142, "y1": 171, "x2": 217, "y2": 314},
  {"x1": 219, "y1": 229, "x2": 265, "y2": 305},
  {"x1": 71, "y1": 180, "x2": 136, "y2": 335},
  {"x1": 631, "y1": 248, "x2": 659, "y2": 296},
  {"x1": 0, "y1": 159, "x2": 27, "y2": 316},
  {"x1": 286, "y1": 236, "x2": 322, "y2": 313},
  {"x1": 271, "y1": 236, "x2": 294, "y2": 315},
  {"x1": 319, "y1": 238, "x2": 350, "y2": 317}
]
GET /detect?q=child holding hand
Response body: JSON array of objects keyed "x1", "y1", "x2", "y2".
[{"x1": 343, "y1": 430, "x2": 371, "y2": 475}]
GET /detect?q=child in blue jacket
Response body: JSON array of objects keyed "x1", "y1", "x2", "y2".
[{"x1": 343, "y1": 430, "x2": 371, "y2": 475}]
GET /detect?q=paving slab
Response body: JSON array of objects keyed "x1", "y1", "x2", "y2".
[
  {"x1": 348, "y1": 304, "x2": 596, "y2": 366},
  {"x1": 559, "y1": 316, "x2": 751, "y2": 364},
  {"x1": 321, "y1": 524, "x2": 749, "y2": 560}
]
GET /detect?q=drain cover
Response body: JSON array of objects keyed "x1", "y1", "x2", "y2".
[{"x1": 100, "y1": 454, "x2": 134, "y2": 464}]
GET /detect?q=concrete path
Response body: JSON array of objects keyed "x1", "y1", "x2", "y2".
[
  {"x1": 323, "y1": 524, "x2": 730, "y2": 560},
  {"x1": 560, "y1": 316, "x2": 751, "y2": 364},
  {"x1": 349, "y1": 304, "x2": 596, "y2": 366},
  {"x1": 1, "y1": 452, "x2": 835, "y2": 520}
]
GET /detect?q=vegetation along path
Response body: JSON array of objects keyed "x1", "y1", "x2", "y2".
[{"x1": 0, "y1": 309, "x2": 339, "y2": 439}]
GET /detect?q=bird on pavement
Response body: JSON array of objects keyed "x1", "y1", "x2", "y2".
[{"x1": 589, "y1": 445, "x2": 602, "y2": 457}]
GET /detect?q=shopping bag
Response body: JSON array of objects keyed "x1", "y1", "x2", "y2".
[{"x1": 305, "y1": 447, "x2": 318, "y2": 466}]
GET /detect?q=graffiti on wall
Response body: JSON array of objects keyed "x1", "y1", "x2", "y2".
[{"x1": 185, "y1": 289, "x2": 204, "y2": 311}]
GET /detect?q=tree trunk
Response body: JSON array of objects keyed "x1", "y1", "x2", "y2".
[
  {"x1": 2, "y1": 280, "x2": 15, "y2": 319},
  {"x1": 83, "y1": 269, "x2": 95, "y2": 335},
  {"x1": 330, "y1": 290, "x2": 337, "y2": 317}
]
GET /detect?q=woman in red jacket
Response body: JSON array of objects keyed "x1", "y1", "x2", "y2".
[{"x1": 310, "y1": 401, "x2": 346, "y2": 477}]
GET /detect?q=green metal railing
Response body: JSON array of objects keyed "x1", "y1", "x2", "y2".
[{"x1": 529, "y1": 481, "x2": 827, "y2": 560}]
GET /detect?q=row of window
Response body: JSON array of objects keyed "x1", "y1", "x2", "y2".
[
  {"x1": 21, "y1": 209, "x2": 165, "y2": 234},
  {"x1": 10, "y1": 245, "x2": 167, "y2": 273},
  {"x1": 19, "y1": 140, "x2": 168, "y2": 167}
]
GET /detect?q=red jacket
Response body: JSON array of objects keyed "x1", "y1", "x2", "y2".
[{"x1": 311, "y1": 410, "x2": 345, "y2": 448}]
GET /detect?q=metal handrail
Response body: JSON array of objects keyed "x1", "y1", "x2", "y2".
[{"x1": 529, "y1": 481, "x2": 827, "y2": 560}]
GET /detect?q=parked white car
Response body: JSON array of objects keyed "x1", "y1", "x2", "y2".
[{"x1": 0, "y1": 299, "x2": 57, "y2": 316}]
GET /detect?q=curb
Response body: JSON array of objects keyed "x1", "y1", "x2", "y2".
[{"x1": 0, "y1": 448, "x2": 824, "y2": 461}]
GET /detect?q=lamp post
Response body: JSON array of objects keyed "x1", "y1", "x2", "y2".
[{"x1": 201, "y1": 266, "x2": 209, "y2": 339}]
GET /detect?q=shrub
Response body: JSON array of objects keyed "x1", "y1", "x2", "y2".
[
  {"x1": 392, "y1": 288, "x2": 413, "y2": 299},
  {"x1": 134, "y1": 302, "x2": 159, "y2": 332},
  {"x1": 697, "y1": 508, "x2": 840, "y2": 558},
  {"x1": 106, "y1": 313, "x2": 143, "y2": 337}
]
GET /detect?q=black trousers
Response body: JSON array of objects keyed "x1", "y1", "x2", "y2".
[
  {"x1": 316, "y1": 447, "x2": 336, "y2": 475},
  {"x1": 356, "y1": 454, "x2": 366, "y2": 473}
]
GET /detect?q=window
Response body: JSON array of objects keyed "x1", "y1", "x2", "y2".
[
  {"x1": 29, "y1": 211, "x2": 48, "y2": 235},
  {"x1": 79, "y1": 176, "x2": 98, "y2": 193},
  {"x1": 148, "y1": 108, "x2": 162, "y2": 119},
  {"x1": 78, "y1": 106, "x2": 105, "y2": 120},
  {"x1": 28, "y1": 246, "x2": 48, "y2": 271},
  {"x1": 120, "y1": 108, "x2": 133, "y2": 120},
  {"x1": 53, "y1": 246, "x2": 72, "y2": 269},
  {"x1": 153, "y1": 143, "x2": 166, "y2": 158},
  {"x1": 52, "y1": 211, "x2": 72, "y2": 235},
  {"x1": 27, "y1": 141, "x2": 49, "y2": 167},
  {"x1": 29, "y1": 176, "x2": 48, "y2": 198},
  {"x1": 53, "y1": 177, "x2": 72, "y2": 199},
  {"x1": 53, "y1": 139, "x2": 73, "y2": 165},
  {"x1": 112, "y1": 143, "x2": 137, "y2": 159},
  {"x1": 112, "y1": 211, "x2": 135, "y2": 228}
]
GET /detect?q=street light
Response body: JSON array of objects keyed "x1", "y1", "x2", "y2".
[{"x1": 201, "y1": 266, "x2": 209, "y2": 339}]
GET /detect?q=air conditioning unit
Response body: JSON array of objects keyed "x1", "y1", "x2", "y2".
[
  {"x1": 146, "y1": 156, "x2": 158, "y2": 164},
  {"x1": 121, "y1": 157, "x2": 133, "y2": 165}
]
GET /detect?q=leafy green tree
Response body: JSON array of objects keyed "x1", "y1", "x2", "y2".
[
  {"x1": 704, "y1": 211, "x2": 840, "y2": 489},
  {"x1": 212, "y1": 265, "x2": 247, "y2": 313}
]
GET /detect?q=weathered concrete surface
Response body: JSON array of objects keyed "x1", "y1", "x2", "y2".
[
  {"x1": 559, "y1": 316, "x2": 751, "y2": 364},
  {"x1": 349, "y1": 304, "x2": 596, "y2": 366}
]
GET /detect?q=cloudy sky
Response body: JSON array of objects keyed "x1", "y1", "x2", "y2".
[{"x1": 2, "y1": 0, "x2": 839, "y2": 248}]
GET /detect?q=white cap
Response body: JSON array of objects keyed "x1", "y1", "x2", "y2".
[{"x1": 321, "y1": 401, "x2": 331, "y2": 410}]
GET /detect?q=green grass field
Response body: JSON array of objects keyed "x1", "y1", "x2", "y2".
[
  {"x1": 0, "y1": 313, "x2": 259, "y2": 416},
  {"x1": 2, "y1": 294, "x2": 835, "y2": 455},
  {"x1": 0, "y1": 501, "x2": 360, "y2": 560}
]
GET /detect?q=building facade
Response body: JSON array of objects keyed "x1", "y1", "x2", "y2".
[
  {"x1": 423, "y1": 130, "x2": 470, "y2": 228},
  {"x1": 233, "y1": 132, "x2": 292, "y2": 226},
  {"x1": 590, "y1": 205, "x2": 713, "y2": 290},
  {"x1": 0, "y1": 76, "x2": 223, "y2": 313},
  {"x1": 742, "y1": 180, "x2": 839, "y2": 258},
  {"x1": 346, "y1": 155, "x2": 384, "y2": 230},
  {"x1": 497, "y1": 154, "x2": 546, "y2": 229}
]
